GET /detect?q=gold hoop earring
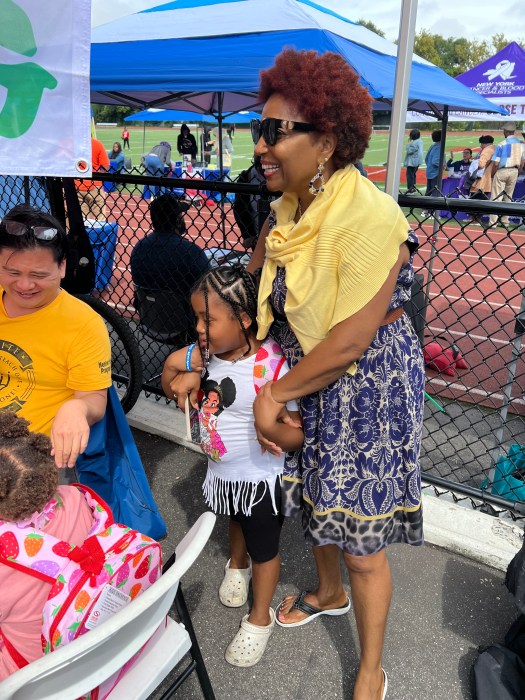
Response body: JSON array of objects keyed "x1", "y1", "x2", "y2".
[{"x1": 309, "y1": 161, "x2": 326, "y2": 196}]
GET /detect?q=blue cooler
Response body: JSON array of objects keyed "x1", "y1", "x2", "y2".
[
  {"x1": 169, "y1": 164, "x2": 185, "y2": 197},
  {"x1": 85, "y1": 220, "x2": 118, "y2": 290},
  {"x1": 203, "y1": 168, "x2": 231, "y2": 201}
]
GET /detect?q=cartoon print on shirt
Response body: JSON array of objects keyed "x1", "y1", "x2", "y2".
[{"x1": 199, "y1": 377, "x2": 236, "y2": 461}]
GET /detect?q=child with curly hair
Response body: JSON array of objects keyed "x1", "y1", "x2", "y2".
[{"x1": 0, "y1": 413, "x2": 93, "y2": 680}]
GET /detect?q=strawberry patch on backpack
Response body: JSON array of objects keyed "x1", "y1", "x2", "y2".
[{"x1": 0, "y1": 484, "x2": 162, "y2": 664}]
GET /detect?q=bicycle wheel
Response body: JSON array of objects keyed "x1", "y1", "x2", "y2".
[{"x1": 76, "y1": 295, "x2": 143, "y2": 413}]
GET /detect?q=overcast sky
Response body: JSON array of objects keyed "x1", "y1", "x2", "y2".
[{"x1": 91, "y1": 0, "x2": 521, "y2": 45}]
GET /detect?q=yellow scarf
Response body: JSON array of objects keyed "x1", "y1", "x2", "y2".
[{"x1": 257, "y1": 165, "x2": 410, "y2": 374}]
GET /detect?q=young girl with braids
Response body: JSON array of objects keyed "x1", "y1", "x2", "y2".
[
  {"x1": 0, "y1": 413, "x2": 93, "y2": 679},
  {"x1": 161, "y1": 264, "x2": 303, "y2": 667}
]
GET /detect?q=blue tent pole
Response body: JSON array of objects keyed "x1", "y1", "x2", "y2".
[{"x1": 218, "y1": 92, "x2": 224, "y2": 176}]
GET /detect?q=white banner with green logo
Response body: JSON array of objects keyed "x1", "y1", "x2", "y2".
[{"x1": 0, "y1": 0, "x2": 91, "y2": 177}]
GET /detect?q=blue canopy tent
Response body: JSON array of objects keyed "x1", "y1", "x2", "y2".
[
  {"x1": 90, "y1": 0, "x2": 506, "y2": 177},
  {"x1": 124, "y1": 108, "x2": 213, "y2": 155},
  {"x1": 124, "y1": 109, "x2": 261, "y2": 123},
  {"x1": 124, "y1": 109, "x2": 212, "y2": 123},
  {"x1": 91, "y1": 0, "x2": 505, "y2": 117},
  {"x1": 124, "y1": 107, "x2": 261, "y2": 160}
]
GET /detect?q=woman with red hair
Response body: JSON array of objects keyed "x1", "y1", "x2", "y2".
[
  {"x1": 249, "y1": 49, "x2": 423, "y2": 700},
  {"x1": 166, "y1": 48, "x2": 424, "y2": 700}
]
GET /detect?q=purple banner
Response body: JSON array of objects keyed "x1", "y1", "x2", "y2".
[{"x1": 457, "y1": 42, "x2": 525, "y2": 100}]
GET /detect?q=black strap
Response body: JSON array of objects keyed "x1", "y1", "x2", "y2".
[
  {"x1": 61, "y1": 178, "x2": 96, "y2": 294},
  {"x1": 63, "y1": 177, "x2": 84, "y2": 236}
]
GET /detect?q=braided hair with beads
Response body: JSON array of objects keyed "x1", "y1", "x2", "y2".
[{"x1": 192, "y1": 264, "x2": 259, "y2": 368}]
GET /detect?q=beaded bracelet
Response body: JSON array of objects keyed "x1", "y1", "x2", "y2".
[{"x1": 186, "y1": 343, "x2": 196, "y2": 372}]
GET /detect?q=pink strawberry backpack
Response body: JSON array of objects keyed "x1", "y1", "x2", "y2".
[
  {"x1": 0, "y1": 484, "x2": 162, "y2": 696},
  {"x1": 253, "y1": 337, "x2": 287, "y2": 394}
]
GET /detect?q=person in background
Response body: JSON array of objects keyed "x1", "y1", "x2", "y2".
[
  {"x1": 121, "y1": 127, "x2": 130, "y2": 149},
  {"x1": 403, "y1": 129, "x2": 423, "y2": 193},
  {"x1": 142, "y1": 141, "x2": 172, "y2": 198},
  {"x1": 130, "y1": 193, "x2": 209, "y2": 300},
  {"x1": 0, "y1": 205, "x2": 111, "y2": 468},
  {"x1": 425, "y1": 130, "x2": 443, "y2": 196},
  {"x1": 488, "y1": 122, "x2": 525, "y2": 229},
  {"x1": 468, "y1": 136, "x2": 496, "y2": 198},
  {"x1": 459, "y1": 137, "x2": 495, "y2": 225},
  {"x1": 446, "y1": 148, "x2": 472, "y2": 177},
  {"x1": 202, "y1": 125, "x2": 213, "y2": 165},
  {"x1": 233, "y1": 155, "x2": 279, "y2": 251},
  {"x1": 211, "y1": 128, "x2": 234, "y2": 168},
  {"x1": 107, "y1": 142, "x2": 125, "y2": 171},
  {"x1": 76, "y1": 137, "x2": 110, "y2": 220},
  {"x1": 177, "y1": 124, "x2": 198, "y2": 166},
  {"x1": 355, "y1": 160, "x2": 368, "y2": 178}
]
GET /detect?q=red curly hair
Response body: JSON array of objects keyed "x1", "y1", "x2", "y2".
[{"x1": 259, "y1": 49, "x2": 372, "y2": 169}]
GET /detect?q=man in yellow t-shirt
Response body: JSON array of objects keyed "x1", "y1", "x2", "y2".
[{"x1": 0, "y1": 205, "x2": 112, "y2": 469}]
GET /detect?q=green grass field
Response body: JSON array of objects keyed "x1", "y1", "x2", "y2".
[
  {"x1": 98, "y1": 125, "x2": 257, "y2": 177},
  {"x1": 97, "y1": 124, "x2": 502, "y2": 183}
]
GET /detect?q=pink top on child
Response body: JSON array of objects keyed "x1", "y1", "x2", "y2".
[{"x1": 0, "y1": 485, "x2": 93, "y2": 680}]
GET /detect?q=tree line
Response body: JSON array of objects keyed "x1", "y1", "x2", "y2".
[{"x1": 360, "y1": 20, "x2": 523, "y2": 77}]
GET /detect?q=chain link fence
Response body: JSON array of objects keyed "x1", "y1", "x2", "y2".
[{"x1": 1, "y1": 169, "x2": 524, "y2": 518}]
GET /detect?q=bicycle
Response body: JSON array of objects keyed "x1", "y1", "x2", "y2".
[{"x1": 75, "y1": 294, "x2": 143, "y2": 414}]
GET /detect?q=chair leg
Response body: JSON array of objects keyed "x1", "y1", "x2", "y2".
[
  {"x1": 156, "y1": 659, "x2": 198, "y2": 700},
  {"x1": 175, "y1": 585, "x2": 216, "y2": 700}
]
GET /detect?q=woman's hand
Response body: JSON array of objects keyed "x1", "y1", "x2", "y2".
[
  {"x1": 254, "y1": 382, "x2": 303, "y2": 427},
  {"x1": 253, "y1": 383, "x2": 303, "y2": 456},
  {"x1": 254, "y1": 381, "x2": 287, "y2": 423}
]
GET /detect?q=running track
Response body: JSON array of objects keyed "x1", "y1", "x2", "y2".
[{"x1": 99, "y1": 191, "x2": 525, "y2": 414}]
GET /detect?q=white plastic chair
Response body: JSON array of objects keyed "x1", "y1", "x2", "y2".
[{"x1": 0, "y1": 512, "x2": 217, "y2": 700}]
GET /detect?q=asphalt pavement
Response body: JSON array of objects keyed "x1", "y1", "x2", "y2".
[{"x1": 133, "y1": 428, "x2": 519, "y2": 700}]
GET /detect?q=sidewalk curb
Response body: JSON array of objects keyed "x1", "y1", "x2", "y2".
[
  {"x1": 422, "y1": 492, "x2": 523, "y2": 572},
  {"x1": 127, "y1": 394, "x2": 200, "y2": 453},
  {"x1": 128, "y1": 395, "x2": 524, "y2": 572}
]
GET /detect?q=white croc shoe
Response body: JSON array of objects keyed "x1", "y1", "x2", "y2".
[
  {"x1": 225, "y1": 608, "x2": 275, "y2": 667},
  {"x1": 219, "y1": 558, "x2": 252, "y2": 607}
]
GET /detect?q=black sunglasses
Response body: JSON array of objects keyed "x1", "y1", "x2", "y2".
[
  {"x1": 0, "y1": 220, "x2": 59, "y2": 241},
  {"x1": 250, "y1": 118, "x2": 316, "y2": 146}
]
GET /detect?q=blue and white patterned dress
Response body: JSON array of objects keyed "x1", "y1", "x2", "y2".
[{"x1": 271, "y1": 229, "x2": 424, "y2": 555}]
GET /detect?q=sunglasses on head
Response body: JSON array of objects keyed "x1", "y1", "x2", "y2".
[
  {"x1": 250, "y1": 118, "x2": 316, "y2": 146},
  {"x1": 0, "y1": 220, "x2": 59, "y2": 241}
]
